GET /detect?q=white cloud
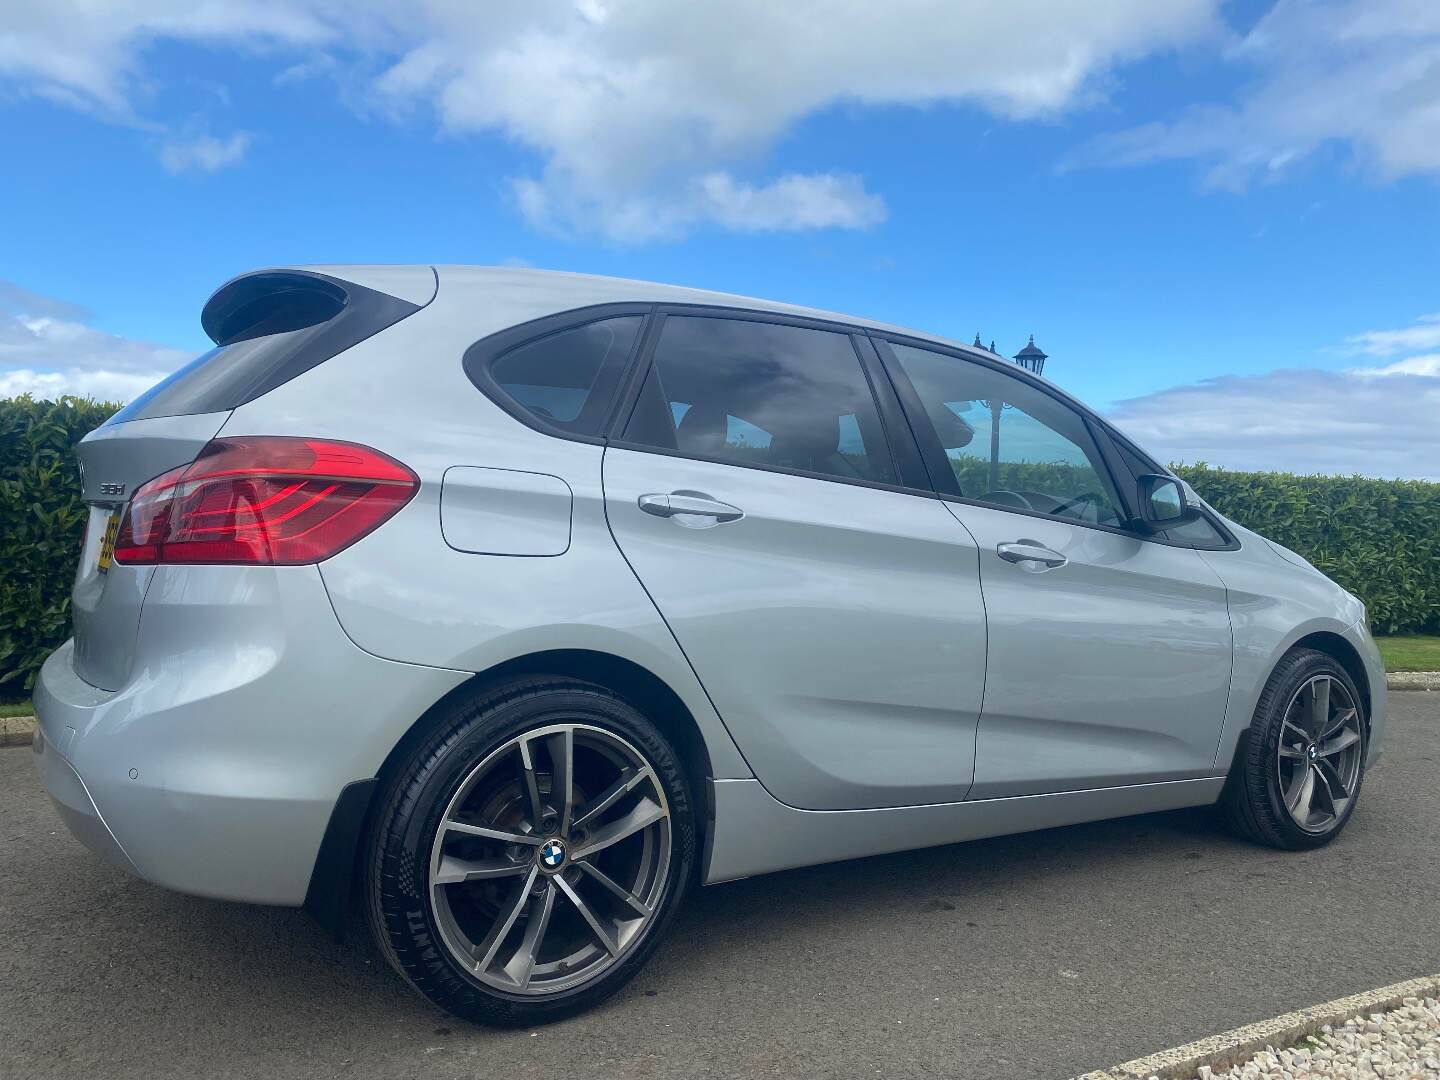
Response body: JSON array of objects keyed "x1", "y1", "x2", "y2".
[
  {"x1": 512, "y1": 169, "x2": 887, "y2": 241},
  {"x1": 1349, "y1": 354, "x2": 1440, "y2": 378},
  {"x1": 1342, "y1": 313, "x2": 1440, "y2": 358},
  {"x1": 1076, "y1": 0, "x2": 1440, "y2": 188},
  {"x1": 0, "y1": 282, "x2": 185, "y2": 403},
  {"x1": 158, "y1": 131, "x2": 252, "y2": 174},
  {"x1": 1107, "y1": 368, "x2": 1440, "y2": 480},
  {"x1": 1, "y1": 0, "x2": 1222, "y2": 238},
  {"x1": 1108, "y1": 310, "x2": 1440, "y2": 480},
  {"x1": 698, "y1": 173, "x2": 887, "y2": 233},
  {"x1": 273, "y1": 53, "x2": 338, "y2": 87},
  {"x1": 0, "y1": 367, "x2": 170, "y2": 403},
  {"x1": 9, "y1": 1, "x2": 1439, "y2": 234},
  {"x1": 0, "y1": 3, "x2": 334, "y2": 118},
  {"x1": 371, "y1": 0, "x2": 1219, "y2": 238}
]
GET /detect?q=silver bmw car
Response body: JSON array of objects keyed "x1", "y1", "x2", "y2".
[{"x1": 35, "y1": 265, "x2": 1384, "y2": 1025}]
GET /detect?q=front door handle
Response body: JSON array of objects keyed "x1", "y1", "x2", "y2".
[
  {"x1": 997, "y1": 539, "x2": 1067, "y2": 569},
  {"x1": 638, "y1": 491, "x2": 744, "y2": 527}
]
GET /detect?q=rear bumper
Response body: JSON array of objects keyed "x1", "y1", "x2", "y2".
[
  {"x1": 33, "y1": 564, "x2": 468, "y2": 905},
  {"x1": 32, "y1": 712, "x2": 141, "y2": 878}
]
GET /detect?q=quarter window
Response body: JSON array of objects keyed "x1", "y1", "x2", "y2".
[
  {"x1": 623, "y1": 316, "x2": 895, "y2": 485},
  {"x1": 887, "y1": 341, "x2": 1122, "y2": 525},
  {"x1": 1160, "y1": 511, "x2": 1230, "y2": 546},
  {"x1": 486, "y1": 316, "x2": 642, "y2": 436}
]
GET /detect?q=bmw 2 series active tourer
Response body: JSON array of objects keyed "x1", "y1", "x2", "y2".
[{"x1": 36, "y1": 265, "x2": 1384, "y2": 1025}]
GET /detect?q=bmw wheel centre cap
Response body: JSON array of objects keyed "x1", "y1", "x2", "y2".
[{"x1": 539, "y1": 838, "x2": 567, "y2": 871}]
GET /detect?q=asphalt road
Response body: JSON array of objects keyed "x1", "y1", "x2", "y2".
[{"x1": 2, "y1": 695, "x2": 1436, "y2": 1080}]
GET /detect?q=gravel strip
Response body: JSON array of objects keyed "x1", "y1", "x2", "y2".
[
  {"x1": 1186, "y1": 997, "x2": 1440, "y2": 1079},
  {"x1": 1078, "y1": 976, "x2": 1440, "y2": 1080}
]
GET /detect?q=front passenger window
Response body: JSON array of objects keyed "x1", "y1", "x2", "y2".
[{"x1": 887, "y1": 342, "x2": 1122, "y2": 525}]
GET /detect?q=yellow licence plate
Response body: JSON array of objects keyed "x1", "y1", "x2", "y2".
[{"x1": 96, "y1": 512, "x2": 120, "y2": 573}]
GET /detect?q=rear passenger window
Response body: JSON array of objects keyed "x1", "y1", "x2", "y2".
[
  {"x1": 622, "y1": 316, "x2": 895, "y2": 485},
  {"x1": 487, "y1": 316, "x2": 642, "y2": 436}
]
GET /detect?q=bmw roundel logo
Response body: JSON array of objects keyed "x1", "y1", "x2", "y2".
[{"x1": 539, "y1": 839, "x2": 566, "y2": 870}]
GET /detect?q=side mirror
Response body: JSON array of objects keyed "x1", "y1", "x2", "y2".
[{"x1": 1135, "y1": 473, "x2": 1201, "y2": 532}]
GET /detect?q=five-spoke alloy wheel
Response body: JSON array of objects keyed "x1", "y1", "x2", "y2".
[
  {"x1": 1221, "y1": 648, "x2": 1368, "y2": 850},
  {"x1": 1274, "y1": 674, "x2": 1364, "y2": 834},
  {"x1": 428, "y1": 723, "x2": 672, "y2": 995},
  {"x1": 365, "y1": 675, "x2": 695, "y2": 1026}
]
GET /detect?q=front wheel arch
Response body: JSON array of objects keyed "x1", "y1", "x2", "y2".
[
  {"x1": 1290, "y1": 630, "x2": 1372, "y2": 732},
  {"x1": 1219, "y1": 646, "x2": 1368, "y2": 849},
  {"x1": 1222, "y1": 629, "x2": 1373, "y2": 783}
]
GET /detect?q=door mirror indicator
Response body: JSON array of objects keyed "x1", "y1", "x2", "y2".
[{"x1": 1134, "y1": 474, "x2": 1201, "y2": 533}]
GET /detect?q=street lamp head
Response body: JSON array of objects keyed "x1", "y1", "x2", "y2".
[{"x1": 1013, "y1": 335, "x2": 1048, "y2": 376}]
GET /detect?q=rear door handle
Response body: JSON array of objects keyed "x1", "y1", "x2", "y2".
[
  {"x1": 997, "y1": 540, "x2": 1067, "y2": 569},
  {"x1": 638, "y1": 491, "x2": 744, "y2": 526}
]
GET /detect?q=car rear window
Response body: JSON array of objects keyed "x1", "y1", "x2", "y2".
[{"x1": 109, "y1": 272, "x2": 421, "y2": 425}]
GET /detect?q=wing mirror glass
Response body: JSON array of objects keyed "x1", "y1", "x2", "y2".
[{"x1": 1135, "y1": 473, "x2": 1200, "y2": 532}]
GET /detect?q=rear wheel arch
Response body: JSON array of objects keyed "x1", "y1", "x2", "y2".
[
  {"x1": 363, "y1": 671, "x2": 697, "y2": 1023},
  {"x1": 378, "y1": 650, "x2": 717, "y2": 811},
  {"x1": 305, "y1": 650, "x2": 717, "y2": 940}
]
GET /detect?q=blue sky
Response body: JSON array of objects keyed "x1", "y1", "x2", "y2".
[{"x1": 2, "y1": 0, "x2": 1438, "y2": 477}]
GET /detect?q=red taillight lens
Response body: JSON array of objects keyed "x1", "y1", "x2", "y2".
[{"x1": 113, "y1": 437, "x2": 418, "y2": 566}]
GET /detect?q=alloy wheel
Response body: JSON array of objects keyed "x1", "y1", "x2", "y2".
[
  {"x1": 428, "y1": 722, "x2": 672, "y2": 995},
  {"x1": 1275, "y1": 674, "x2": 1363, "y2": 833}
]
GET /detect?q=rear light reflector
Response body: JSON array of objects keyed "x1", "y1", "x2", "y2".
[{"x1": 113, "y1": 437, "x2": 418, "y2": 565}]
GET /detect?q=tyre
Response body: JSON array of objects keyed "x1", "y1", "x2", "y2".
[
  {"x1": 364, "y1": 675, "x2": 696, "y2": 1026},
  {"x1": 1220, "y1": 648, "x2": 1367, "y2": 850}
]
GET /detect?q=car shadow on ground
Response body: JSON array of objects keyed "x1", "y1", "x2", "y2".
[{"x1": 47, "y1": 802, "x2": 1241, "y2": 1026}]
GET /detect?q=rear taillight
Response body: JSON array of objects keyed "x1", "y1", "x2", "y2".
[{"x1": 113, "y1": 437, "x2": 418, "y2": 566}]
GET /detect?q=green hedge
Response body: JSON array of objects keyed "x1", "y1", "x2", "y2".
[
  {"x1": 0, "y1": 395, "x2": 1436, "y2": 697},
  {"x1": 1176, "y1": 464, "x2": 1440, "y2": 636},
  {"x1": 1, "y1": 396, "x2": 119, "y2": 698}
]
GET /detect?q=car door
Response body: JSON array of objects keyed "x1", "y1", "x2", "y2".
[
  {"x1": 602, "y1": 311, "x2": 987, "y2": 811},
  {"x1": 877, "y1": 337, "x2": 1233, "y2": 799}
]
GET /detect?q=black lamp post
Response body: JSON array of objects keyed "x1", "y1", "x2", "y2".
[
  {"x1": 1013, "y1": 335, "x2": 1048, "y2": 377},
  {"x1": 980, "y1": 335, "x2": 1049, "y2": 489}
]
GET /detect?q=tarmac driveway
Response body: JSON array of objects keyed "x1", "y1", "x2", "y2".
[{"x1": 1, "y1": 694, "x2": 1436, "y2": 1080}]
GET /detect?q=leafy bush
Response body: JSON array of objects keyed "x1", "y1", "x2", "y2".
[
  {"x1": 949, "y1": 455, "x2": 1094, "y2": 496},
  {"x1": 1175, "y1": 464, "x2": 1440, "y2": 636},
  {"x1": 0, "y1": 395, "x2": 118, "y2": 697}
]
